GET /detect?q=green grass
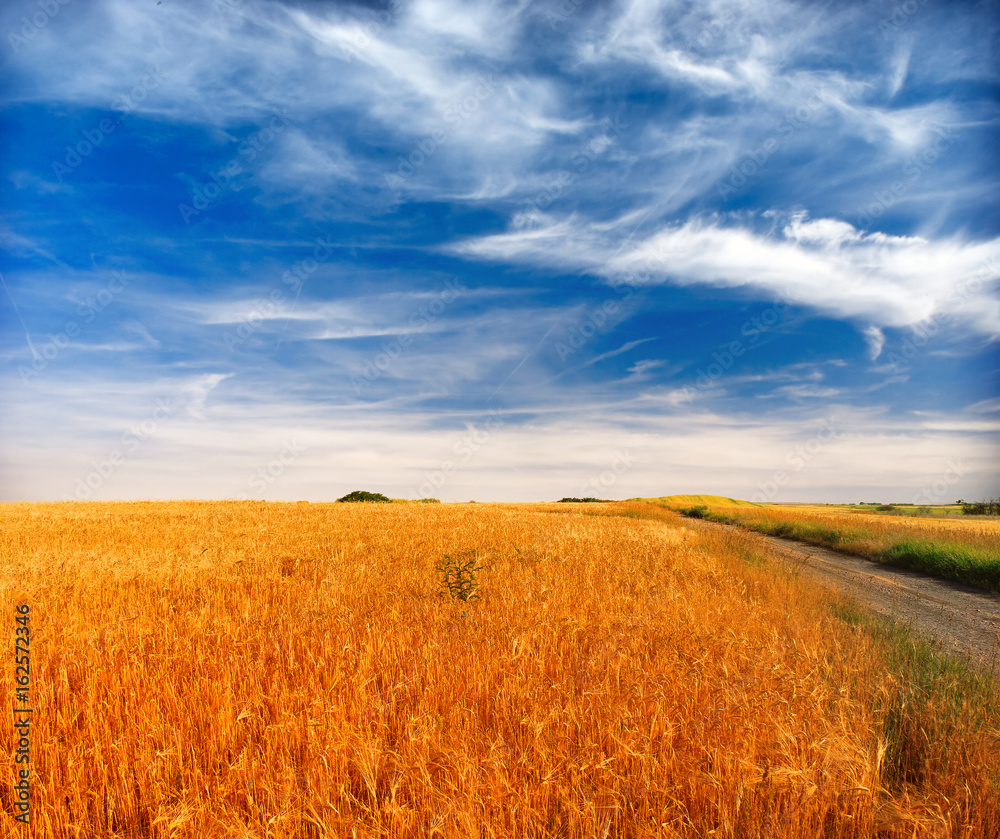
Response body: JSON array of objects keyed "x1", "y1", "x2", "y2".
[
  {"x1": 844, "y1": 503, "x2": 967, "y2": 518},
  {"x1": 880, "y1": 540, "x2": 1000, "y2": 591},
  {"x1": 672, "y1": 506, "x2": 1000, "y2": 592},
  {"x1": 830, "y1": 601, "x2": 999, "y2": 788}
]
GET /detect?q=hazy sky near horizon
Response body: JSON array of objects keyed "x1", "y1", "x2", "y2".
[{"x1": 1, "y1": 0, "x2": 998, "y2": 503}]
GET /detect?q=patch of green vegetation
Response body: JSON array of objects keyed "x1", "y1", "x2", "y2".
[
  {"x1": 557, "y1": 497, "x2": 608, "y2": 503},
  {"x1": 337, "y1": 490, "x2": 392, "y2": 503},
  {"x1": 435, "y1": 550, "x2": 490, "y2": 602},
  {"x1": 675, "y1": 505, "x2": 737, "y2": 525},
  {"x1": 847, "y1": 503, "x2": 965, "y2": 518},
  {"x1": 963, "y1": 497, "x2": 1000, "y2": 516},
  {"x1": 830, "y1": 601, "x2": 999, "y2": 788},
  {"x1": 880, "y1": 540, "x2": 1000, "y2": 590},
  {"x1": 678, "y1": 505, "x2": 710, "y2": 519}
]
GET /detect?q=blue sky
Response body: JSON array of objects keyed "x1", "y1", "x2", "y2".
[{"x1": 1, "y1": 0, "x2": 997, "y2": 503}]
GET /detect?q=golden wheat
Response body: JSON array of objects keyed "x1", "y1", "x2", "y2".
[{"x1": 0, "y1": 501, "x2": 996, "y2": 837}]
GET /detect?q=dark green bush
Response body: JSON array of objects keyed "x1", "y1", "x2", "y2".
[
  {"x1": 962, "y1": 498, "x2": 1000, "y2": 516},
  {"x1": 435, "y1": 550, "x2": 490, "y2": 602},
  {"x1": 337, "y1": 490, "x2": 392, "y2": 503},
  {"x1": 678, "y1": 505, "x2": 712, "y2": 520}
]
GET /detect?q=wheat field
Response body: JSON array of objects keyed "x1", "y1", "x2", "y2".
[{"x1": 1, "y1": 501, "x2": 997, "y2": 838}]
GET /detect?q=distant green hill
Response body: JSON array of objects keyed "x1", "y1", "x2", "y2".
[{"x1": 636, "y1": 494, "x2": 760, "y2": 508}]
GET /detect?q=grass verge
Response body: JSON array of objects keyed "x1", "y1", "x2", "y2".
[{"x1": 830, "y1": 600, "x2": 1000, "y2": 794}]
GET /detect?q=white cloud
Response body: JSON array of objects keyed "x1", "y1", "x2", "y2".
[
  {"x1": 3, "y1": 0, "x2": 996, "y2": 506},
  {"x1": 4, "y1": 382, "x2": 997, "y2": 503},
  {"x1": 179, "y1": 373, "x2": 233, "y2": 419},
  {"x1": 863, "y1": 325, "x2": 885, "y2": 361},
  {"x1": 888, "y1": 39, "x2": 913, "y2": 99},
  {"x1": 626, "y1": 358, "x2": 667, "y2": 379},
  {"x1": 575, "y1": 0, "x2": 959, "y2": 157},
  {"x1": 453, "y1": 211, "x2": 1000, "y2": 336},
  {"x1": 783, "y1": 213, "x2": 862, "y2": 247}
]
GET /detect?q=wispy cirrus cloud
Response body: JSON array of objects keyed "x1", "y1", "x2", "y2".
[
  {"x1": 454, "y1": 211, "x2": 1000, "y2": 336},
  {"x1": 1, "y1": 0, "x2": 996, "y2": 502}
]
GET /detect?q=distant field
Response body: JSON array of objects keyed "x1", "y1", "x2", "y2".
[
  {"x1": 782, "y1": 503, "x2": 968, "y2": 518},
  {"x1": 1, "y1": 501, "x2": 997, "y2": 838},
  {"x1": 635, "y1": 494, "x2": 759, "y2": 508},
  {"x1": 666, "y1": 502, "x2": 1000, "y2": 591}
]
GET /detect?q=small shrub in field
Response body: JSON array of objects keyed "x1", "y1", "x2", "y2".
[
  {"x1": 679, "y1": 505, "x2": 703, "y2": 518},
  {"x1": 435, "y1": 550, "x2": 490, "y2": 602},
  {"x1": 337, "y1": 490, "x2": 392, "y2": 503}
]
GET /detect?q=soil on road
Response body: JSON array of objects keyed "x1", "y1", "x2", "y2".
[{"x1": 687, "y1": 519, "x2": 1000, "y2": 677}]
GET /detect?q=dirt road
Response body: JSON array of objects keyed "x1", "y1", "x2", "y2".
[{"x1": 688, "y1": 519, "x2": 1000, "y2": 676}]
